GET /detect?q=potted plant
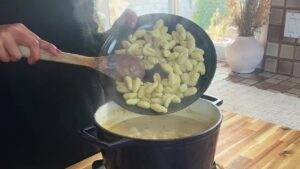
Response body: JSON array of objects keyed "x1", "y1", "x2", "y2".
[{"x1": 226, "y1": 0, "x2": 271, "y2": 73}]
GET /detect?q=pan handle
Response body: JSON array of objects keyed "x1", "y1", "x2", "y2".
[
  {"x1": 79, "y1": 126, "x2": 134, "y2": 149},
  {"x1": 201, "y1": 95, "x2": 223, "y2": 106}
]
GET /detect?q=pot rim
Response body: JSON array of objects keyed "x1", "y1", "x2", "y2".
[{"x1": 93, "y1": 98, "x2": 223, "y2": 142}]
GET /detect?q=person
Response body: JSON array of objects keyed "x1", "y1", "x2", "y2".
[{"x1": 0, "y1": 0, "x2": 137, "y2": 168}]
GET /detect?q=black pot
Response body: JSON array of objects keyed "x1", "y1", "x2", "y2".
[{"x1": 80, "y1": 95, "x2": 223, "y2": 169}]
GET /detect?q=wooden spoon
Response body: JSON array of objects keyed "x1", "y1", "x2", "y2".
[{"x1": 18, "y1": 46, "x2": 145, "y2": 80}]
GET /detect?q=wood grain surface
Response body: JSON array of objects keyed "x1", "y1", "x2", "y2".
[{"x1": 67, "y1": 111, "x2": 300, "y2": 169}]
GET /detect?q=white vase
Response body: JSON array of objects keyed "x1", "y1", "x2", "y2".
[
  {"x1": 214, "y1": 39, "x2": 233, "y2": 61},
  {"x1": 225, "y1": 36, "x2": 264, "y2": 73}
]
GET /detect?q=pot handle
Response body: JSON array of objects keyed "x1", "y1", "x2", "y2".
[
  {"x1": 201, "y1": 95, "x2": 223, "y2": 106},
  {"x1": 79, "y1": 126, "x2": 133, "y2": 149},
  {"x1": 92, "y1": 160, "x2": 106, "y2": 169}
]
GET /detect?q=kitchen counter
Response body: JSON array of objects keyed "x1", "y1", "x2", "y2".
[
  {"x1": 67, "y1": 153, "x2": 101, "y2": 169},
  {"x1": 67, "y1": 111, "x2": 300, "y2": 169}
]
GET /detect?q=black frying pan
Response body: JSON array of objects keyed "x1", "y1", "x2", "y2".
[{"x1": 101, "y1": 13, "x2": 217, "y2": 115}]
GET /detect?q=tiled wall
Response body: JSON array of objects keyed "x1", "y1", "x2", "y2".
[{"x1": 264, "y1": 0, "x2": 300, "y2": 77}]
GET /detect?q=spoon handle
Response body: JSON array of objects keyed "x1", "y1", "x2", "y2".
[
  {"x1": 18, "y1": 45, "x2": 96, "y2": 68},
  {"x1": 18, "y1": 46, "x2": 145, "y2": 80}
]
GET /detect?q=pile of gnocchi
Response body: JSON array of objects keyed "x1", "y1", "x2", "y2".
[{"x1": 115, "y1": 19, "x2": 206, "y2": 113}]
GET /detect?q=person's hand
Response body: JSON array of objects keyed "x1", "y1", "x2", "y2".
[
  {"x1": 0, "y1": 23, "x2": 61, "y2": 64},
  {"x1": 113, "y1": 9, "x2": 138, "y2": 29},
  {"x1": 121, "y1": 9, "x2": 138, "y2": 28}
]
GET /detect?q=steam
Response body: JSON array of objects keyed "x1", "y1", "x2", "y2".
[{"x1": 73, "y1": 0, "x2": 99, "y2": 55}]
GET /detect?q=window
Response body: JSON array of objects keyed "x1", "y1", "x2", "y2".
[
  {"x1": 95, "y1": 0, "x2": 237, "y2": 42},
  {"x1": 95, "y1": 0, "x2": 172, "y2": 32}
]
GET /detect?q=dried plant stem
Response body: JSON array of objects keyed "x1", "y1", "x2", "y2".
[{"x1": 230, "y1": 0, "x2": 271, "y2": 37}]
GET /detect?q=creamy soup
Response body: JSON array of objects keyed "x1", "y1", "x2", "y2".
[{"x1": 108, "y1": 115, "x2": 210, "y2": 140}]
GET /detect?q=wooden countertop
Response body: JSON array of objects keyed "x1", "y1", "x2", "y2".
[{"x1": 67, "y1": 111, "x2": 300, "y2": 169}]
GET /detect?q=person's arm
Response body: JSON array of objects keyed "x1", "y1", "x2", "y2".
[{"x1": 0, "y1": 23, "x2": 60, "y2": 64}]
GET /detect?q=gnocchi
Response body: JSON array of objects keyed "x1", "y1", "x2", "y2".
[
  {"x1": 155, "y1": 83, "x2": 164, "y2": 93},
  {"x1": 122, "y1": 41, "x2": 131, "y2": 49},
  {"x1": 160, "y1": 63, "x2": 173, "y2": 74},
  {"x1": 132, "y1": 78, "x2": 142, "y2": 93},
  {"x1": 137, "y1": 100, "x2": 151, "y2": 109},
  {"x1": 116, "y1": 82, "x2": 130, "y2": 93},
  {"x1": 123, "y1": 93, "x2": 137, "y2": 100},
  {"x1": 184, "y1": 87, "x2": 198, "y2": 97},
  {"x1": 124, "y1": 76, "x2": 133, "y2": 91},
  {"x1": 115, "y1": 19, "x2": 206, "y2": 113},
  {"x1": 151, "y1": 103, "x2": 167, "y2": 113},
  {"x1": 126, "y1": 99, "x2": 139, "y2": 105}
]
